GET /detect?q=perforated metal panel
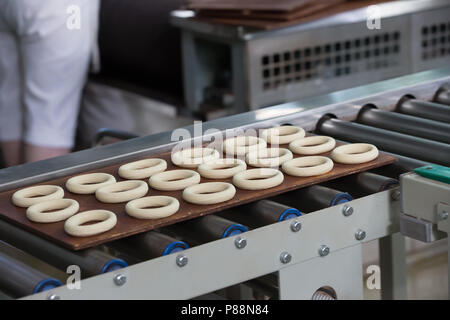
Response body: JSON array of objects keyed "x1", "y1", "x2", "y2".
[
  {"x1": 248, "y1": 16, "x2": 410, "y2": 108},
  {"x1": 411, "y1": 7, "x2": 450, "y2": 73}
]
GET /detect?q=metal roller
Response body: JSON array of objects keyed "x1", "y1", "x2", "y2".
[
  {"x1": 0, "y1": 220, "x2": 127, "y2": 278},
  {"x1": 0, "y1": 251, "x2": 62, "y2": 298},
  {"x1": 434, "y1": 86, "x2": 450, "y2": 106},
  {"x1": 111, "y1": 231, "x2": 189, "y2": 262},
  {"x1": 370, "y1": 153, "x2": 430, "y2": 179},
  {"x1": 272, "y1": 185, "x2": 353, "y2": 213},
  {"x1": 167, "y1": 215, "x2": 247, "y2": 245},
  {"x1": 396, "y1": 97, "x2": 450, "y2": 123},
  {"x1": 323, "y1": 172, "x2": 398, "y2": 198},
  {"x1": 357, "y1": 105, "x2": 450, "y2": 144},
  {"x1": 219, "y1": 200, "x2": 301, "y2": 229},
  {"x1": 316, "y1": 116, "x2": 450, "y2": 166}
]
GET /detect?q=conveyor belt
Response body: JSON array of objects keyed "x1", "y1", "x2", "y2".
[{"x1": 0, "y1": 141, "x2": 395, "y2": 250}]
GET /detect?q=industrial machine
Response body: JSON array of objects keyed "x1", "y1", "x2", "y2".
[
  {"x1": 171, "y1": 0, "x2": 450, "y2": 117},
  {"x1": 0, "y1": 67, "x2": 449, "y2": 300}
]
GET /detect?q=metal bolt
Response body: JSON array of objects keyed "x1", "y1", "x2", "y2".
[
  {"x1": 318, "y1": 245, "x2": 330, "y2": 257},
  {"x1": 47, "y1": 293, "x2": 60, "y2": 300},
  {"x1": 391, "y1": 190, "x2": 401, "y2": 201},
  {"x1": 176, "y1": 254, "x2": 188, "y2": 267},
  {"x1": 439, "y1": 211, "x2": 449, "y2": 220},
  {"x1": 355, "y1": 229, "x2": 366, "y2": 241},
  {"x1": 113, "y1": 274, "x2": 127, "y2": 286},
  {"x1": 234, "y1": 236, "x2": 247, "y2": 249},
  {"x1": 342, "y1": 205, "x2": 353, "y2": 217},
  {"x1": 280, "y1": 252, "x2": 292, "y2": 264},
  {"x1": 290, "y1": 220, "x2": 302, "y2": 232}
]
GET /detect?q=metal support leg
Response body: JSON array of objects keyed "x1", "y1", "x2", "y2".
[
  {"x1": 437, "y1": 214, "x2": 450, "y2": 299},
  {"x1": 181, "y1": 30, "x2": 201, "y2": 116},
  {"x1": 278, "y1": 245, "x2": 364, "y2": 300},
  {"x1": 379, "y1": 232, "x2": 407, "y2": 300},
  {"x1": 231, "y1": 42, "x2": 247, "y2": 114}
]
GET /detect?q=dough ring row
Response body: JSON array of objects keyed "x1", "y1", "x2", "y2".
[
  {"x1": 222, "y1": 136, "x2": 267, "y2": 156},
  {"x1": 289, "y1": 136, "x2": 336, "y2": 155},
  {"x1": 183, "y1": 182, "x2": 236, "y2": 205},
  {"x1": 26, "y1": 199, "x2": 79, "y2": 223},
  {"x1": 232, "y1": 168, "x2": 284, "y2": 190},
  {"x1": 198, "y1": 158, "x2": 246, "y2": 179},
  {"x1": 64, "y1": 210, "x2": 117, "y2": 237},
  {"x1": 95, "y1": 180, "x2": 148, "y2": 203},
  {"x1": 119, "y1": 158, "x2": 167, "y2": 179},
  {"x1": 12, "y1": 185, "x2": 64, "y2": 208},
  {"x1": 149, "y1": 169, "x2": 200, "y2": 191},
  {"x1": 282, "y1": 156, "x2": 334, "y2": 177},
  {"x1": 126, "y1": 196, "x2": 179, "y2": 219},
  {"x1": 66, "y1": 173, "x2": 116, "y2": 195},
  {"x1": 331, "y1": 143, "x2": 379, "y2": 164},
  {"x1": 246, "y1": 148, "x2": 293, "y2": 168},
  {"x1": 260, "y1": 126, "x2": 305, "y2": 145},
  {"x1": 171, "y1": 147, "x2": 220, "y2": 168}
]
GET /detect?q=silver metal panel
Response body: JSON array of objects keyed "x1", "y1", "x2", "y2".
[
  {"x1": 247, "y1": 15, "x2": 410, "y2": 108},
  {"x1": 401, "y1": 172, "x2": 450, "y2": 224},
  {"x1": 279, "y1": 244, "x2": 364, "y2": 300},
  {"x1": 411, "y1": 7, "x2": 450, "y2": 73},
  {"x1": 1, "y1": 67, "x2": 449, "y2": 192},
  {"x1": 23, "y1": 189, "x2": 399, "y2": 299}
]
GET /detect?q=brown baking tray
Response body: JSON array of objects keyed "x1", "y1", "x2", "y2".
[
  {"x1": 195, "y1": 0, "x2": 344, "y2": 22},
  {"x1": 0, "y1": 140, "x2": 396, "y2": 250},
  {"x1": 193, "y1": 0, "x2": 392, "y2": 30}
]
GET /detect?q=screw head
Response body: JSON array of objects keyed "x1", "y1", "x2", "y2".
[
  {"x1": 280, "y1": 252, "x2": 292, "y2": 264},
  {"x1": 318, "y1": 245, "x2": 330, "y2": 257},
  {"x1": 342, "y1": 205, "x2": 353, "y2": 217},
  {"x1": 47, "y1": 293, "x2": 60, "y2": 300},
  {"x1": 113, "y1": 274, "x2": 127, "y2": 286},
  {"x1": 355, "y1": 229, "x2": 366, "y2": 241},
  {"x1": 176, "y1": 254, "x2": 188, "y2": 267},
  {"x1": 290, "y1": 220, "x2": 302, "y2": 232},
  {"x1": 439, "y1": 211, "x2": 448, "y2": 220},
  {"x1": 234, "y1": 236, "x2": 247, "y2": 249}
]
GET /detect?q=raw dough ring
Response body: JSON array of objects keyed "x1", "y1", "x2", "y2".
[
  {"x1": 64, "y1": 210, "x2": 117, "y2": 237},
  {"x1": 66, "y1": 173, "x2": 116, "y2": 194},
  {"x1": 12, "y1": 185, "x2": 64, "y2": 208},
  {"x1": 198, "y1": 158, "x2": 247, "y2": 179},
  {"x1": 282, "y1": 156, "x2": 334, "y2": 177},
  {"x1": 183, "y1": 182, "x2": 236, "y2": 205},
  {"x1": 26, "y1": 199, "x2": 79, "y2": 223},
  {"x1": 171, "y1": 147, "x2": 220, "y2": 168},
  {"x1": 149, "y1": 170, "x2": 200, "y2": 191},
  {"x1": 289, "y1": 136, "x2": 336, "y2": 155},
  {"x1": 246, "y1": 148, "x2": 293, "y2": 168},
  {"x1": 222, "y1": 136, "x2": 267, "y2": 156},
  {"x1": 331, "y1": 143, "x2": 379, "y2": 164},
  {"x1": 118, "y1": 158, "x2": 167, "y2": 179},
  {"x1": 95, "y1": 180, "x2": 148, "y2": 203},
  {"x1": 126, "y1": 196, "x2": 180, "y2": 219},
  {"x1": 232, "y1": 168, "x2": 284, "y2": 190},
  {"x1": 261, "y1": 126, "x2": 306, "y2": 145}
]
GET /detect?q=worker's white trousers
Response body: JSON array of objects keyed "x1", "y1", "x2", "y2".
[{"x1": 0, "y1": 0, "x2": 99, "y2": 148}]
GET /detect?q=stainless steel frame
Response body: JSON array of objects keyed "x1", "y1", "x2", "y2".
[
  {"x1": 1, "y1": 67, "x2": 449, "y2": 300},
  {"x1": 171, "y1": 0, "x2": 450, "y2": 112}
]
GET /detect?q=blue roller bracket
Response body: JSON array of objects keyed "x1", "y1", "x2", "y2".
[
  {"x1": 222, "y1": 224, "x2": 248, "y2": 238},
  {"x1": 100, "y1": 259, "x2": 128, "y2": 274},
  {"x1": 162, "y1": 241, "x2": 190, "y2": 256},
  {"x1": 330, "y1": 192, "x2": 353, "y2": 206},
  {"x1": 278, "y1": 208, "x2": 302, "y2": 222},
  {"x1": 33, "y1": 278, "x2": 62, "y2": 294}
]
